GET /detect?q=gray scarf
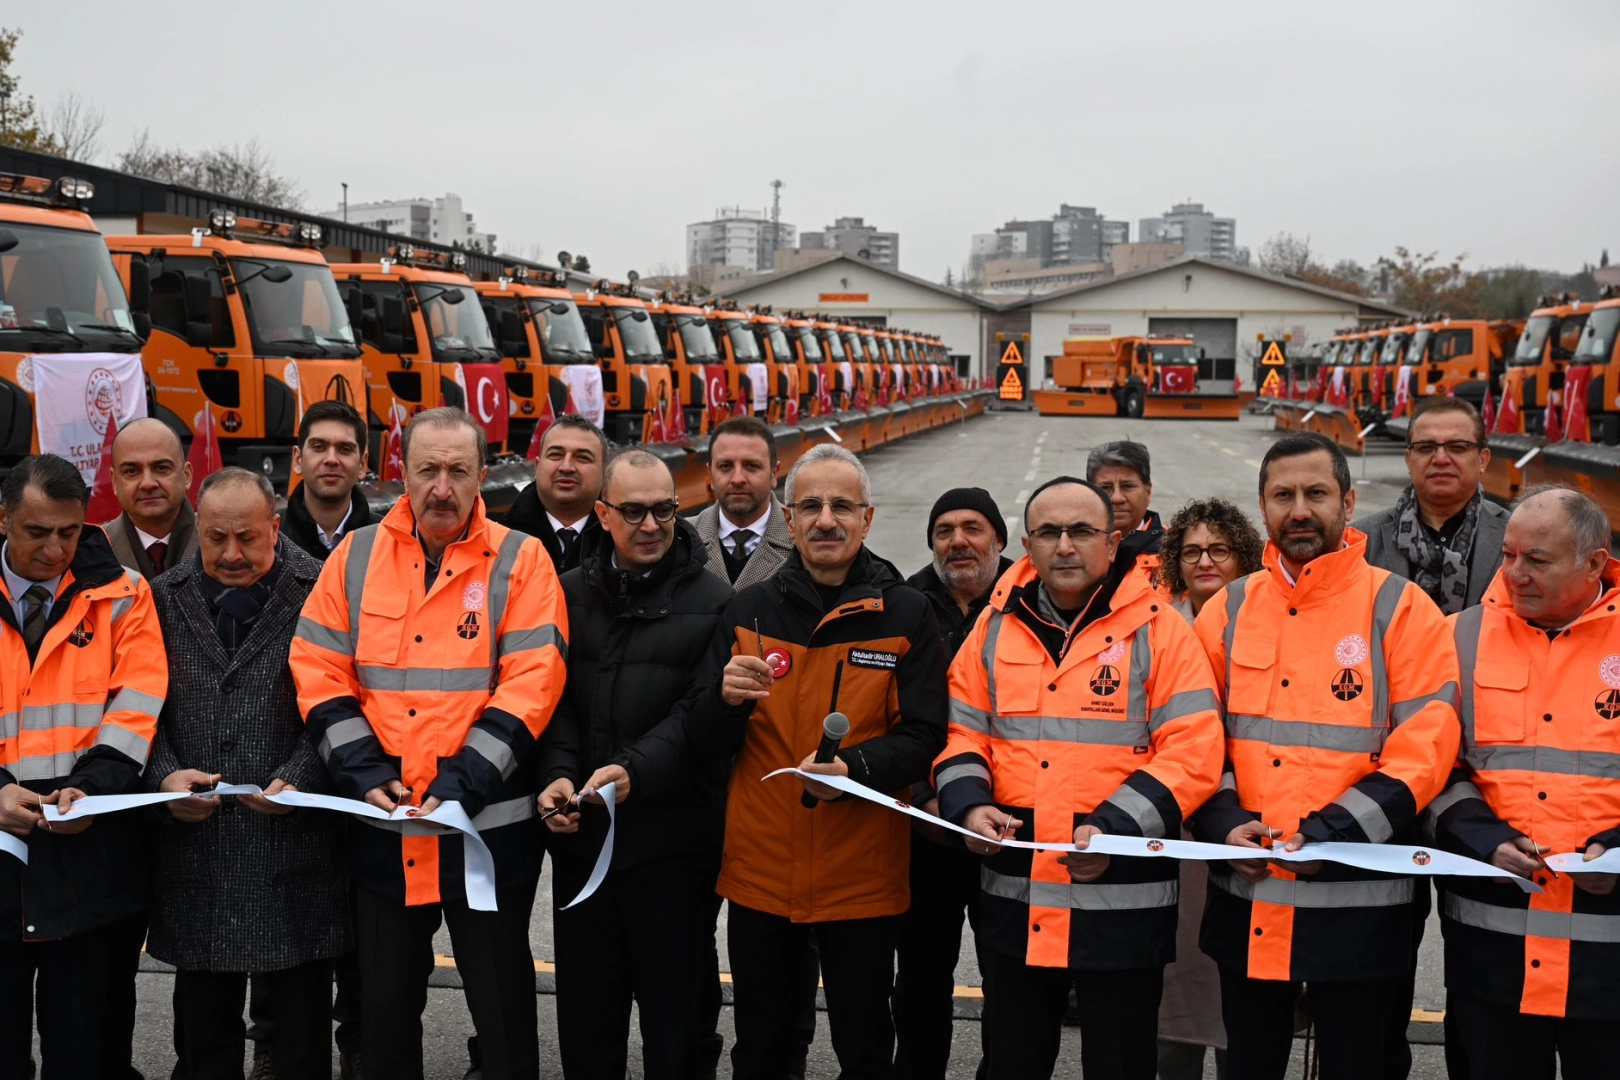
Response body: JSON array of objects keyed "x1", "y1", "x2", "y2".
[{"x1": 1392, "y1": 486, "x2": 1481, "y2": 614}]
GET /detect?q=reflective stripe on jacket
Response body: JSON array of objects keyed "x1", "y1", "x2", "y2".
[
  {"x1": 0, "y1": 525, "x2": 167, "y2": 941},
  {"x1": 290, "y1": 497, "x2": 567, "y2": 906},
  {"x1": 1430, "y1": 563, "x2": 1620, "y2": 1019},
  {"x1": 936, "y1": 557, "x2": 1223, "y2": 969},
  {"x1": 1191, "y1": 529, "x2": 1460, "y2": 982}
]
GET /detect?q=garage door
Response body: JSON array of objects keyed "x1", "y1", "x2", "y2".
[{"x1": 1148, "y1": 317, "x2": 1238, "y2": 381}]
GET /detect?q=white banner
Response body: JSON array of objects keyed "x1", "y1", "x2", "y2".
[
  {"x1": 559, "y1": 366, "x2": 606, "y2": 427},
  {"x1": 747, "y1": 363, "x2": 769, "y2": 414},
  {"x1": 29, "y1": 353, "x2": 148, "y2": 484}
]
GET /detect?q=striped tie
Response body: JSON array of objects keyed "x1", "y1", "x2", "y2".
[{"x1": 21, "y1": 584, "x2": 52, "y2": 664}]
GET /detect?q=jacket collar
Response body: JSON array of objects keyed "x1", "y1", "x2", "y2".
[
  {"x1": 0, "y1": 525, "x2": 125, "y2": 618},
  {"x1": 908, "y1": 556, "x2": 1015, "y2": 612},
  {"x1": 778, "y1": 544, "x2": 901, "y2": 617},
  {"x1": 579, "y1": 517, "x2": 708, "y2": 603},
  {"x1": 699, "y1": 498, "x2": 792, "y2": 548},
  {"x1": 166, "y1": 535, "x2": 324, "y2": 589},
  {"x1": 991, "y1": 551, "x2": 1158, "y2": 623},
  {"x1": 380, "y1": 492, "x2": 493, "y2": 550},
  {"x1": 283, "y1": 482, "x2": 374, "y2": 542},
  {"x1": 1260, "y1": 526, "x2": 1371, "y2": 601},
  {"x1": 166, "y1": 538, "x2": 323, "y2": 673},
  {"x1": 1479, "y1": 556, "x2": 1620, "y2": 632}
]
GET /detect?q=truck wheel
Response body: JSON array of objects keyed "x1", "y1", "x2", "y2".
[{"x1": 1121, "y1": 387, "x2": 1145, "y2": 419}]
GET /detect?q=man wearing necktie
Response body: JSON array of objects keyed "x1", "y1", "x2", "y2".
[
  {"x1": 101, "y1": 418, "x2": 198, "y2": 580},
  {"x1": 501, "y1": 415, "x2": 606, "y2": 574},
  {"x1": 694, "y1": 417, "x2": 793, "y2": 590}
]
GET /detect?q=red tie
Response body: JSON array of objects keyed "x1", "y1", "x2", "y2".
[{"x1": 147, "y1": 541, "x2": 168, "y2": 575}]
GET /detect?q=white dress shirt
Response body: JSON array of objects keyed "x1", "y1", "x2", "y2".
[{"x1": 718, "y1": 505, "x2": 773, "y2": 557}]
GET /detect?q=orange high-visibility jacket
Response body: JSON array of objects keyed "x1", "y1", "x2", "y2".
[
  {"x1": 936, "y1": 558, "x2": 1223, "y2": 970},
  {"x1": 1192, "y1": 529, "x2": 1461, "y2": 982},
  {"x1": 1430, "y1": 564, "x2": 1620, "y2": 1019},
  {"x1": 290, "y1": 497, "x2": 567, "y2": 906},
  {"x1": 0, "y1": 526, "x2": 166, "y2": 941}
]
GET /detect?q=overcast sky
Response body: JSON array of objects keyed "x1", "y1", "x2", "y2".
[{"x1": 14, "y1": 1, "x2": 1617, "y2": 282}]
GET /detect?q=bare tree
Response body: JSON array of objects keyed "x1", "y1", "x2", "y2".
[
  {"x1": 1257, "y1": 232, "x2": 1316, "y2": 277},
  {"x1": 117, "y1": 130, "x2": 306, "y2": 209},
  {"x1": 42, "y1": 91, "x2": 104, "y2": 162}
]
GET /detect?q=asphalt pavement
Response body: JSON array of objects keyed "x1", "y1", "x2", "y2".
[{"x1": 114, "y1": 407, "x2": 1453, "y2": 1079}]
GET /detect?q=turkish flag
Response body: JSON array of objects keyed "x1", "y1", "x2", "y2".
[
  {"x1": 1543, "y1": 394, "x2": 1564, "y2": 443},
  {"x1": 1493, "y1": 383, "x2": 1520, "y2": 435},
  {"x1": 381, "y1": 401, "x2": 405, "y2": 484},
  {"x1": 86, "y1": 412, "x2": 122, "y2": 526},
  {"x1": 1480, "y1": 382, "x2": 1496, "y2": 433},
  {"x1": 526, "y1": 380, "x2": 557, "y2": 461},
  {"x1": 1159, "y1": 365, "x2": 1195, "y2": 393},
  {"x1": 1391, "y1": 366, "x2": 1411, "y2": 418},
  {"x1": 1564, "y1": 365, "x2": 1592, "y2": 443},
  {"x1": 186, "y1": 403, "x2": 222, "y2": 506},
  {"x1": 466, "y1": 364, "x2": 510, "y2": 449}
]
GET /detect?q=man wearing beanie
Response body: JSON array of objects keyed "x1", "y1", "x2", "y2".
[{"x1": 893, "y1": 487, "x2": 1012, "y2": 1080}]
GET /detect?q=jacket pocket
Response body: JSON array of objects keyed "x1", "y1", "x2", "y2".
[
  {"x1": 1471, "y1": 659, "x2": 1528, "y2": 744},
  {"x1": 356, "y1": 587, "x2": 409, "y2": 666},
  {"x1": 1226, "y1": 633, "x2": 1278, "y2": 718},
  {"x1": 990, "y1": 653, "x2": 1044, "y2": 716}
]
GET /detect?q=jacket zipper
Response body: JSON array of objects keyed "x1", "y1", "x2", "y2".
[{"x1": 828, "y1": 659, "x2": 844, "y2": 714}]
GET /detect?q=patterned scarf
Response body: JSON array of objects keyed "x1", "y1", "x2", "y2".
[
  {"x1": 1391, "y1": 486, "x2": 1481, "y2": 615},
  {"x1": 199, "y1": 561, "x2": 282, "y2": 654}
]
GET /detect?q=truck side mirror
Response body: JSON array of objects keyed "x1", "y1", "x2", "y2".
[
  {"x1": 345, "y1": 285, "x2": 364, "y2": 336},
  {"x1": 127, "y1": 255, "x2": 151, "y2": 311},
  {"x1": 183, "y1": 275, "x2": 215, "y2": 347},
  {"x1": 499, "y1": 309, "x2": 522, "y2": 347}
]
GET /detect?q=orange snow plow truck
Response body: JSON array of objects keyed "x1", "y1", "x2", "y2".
[{"x1": 1032, "y1": 334, "x2": 1244, "y2": 420}]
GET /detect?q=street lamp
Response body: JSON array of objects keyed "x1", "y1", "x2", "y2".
[{"x1": 342, "y1": 182, "x2": 349, "y2": 223}]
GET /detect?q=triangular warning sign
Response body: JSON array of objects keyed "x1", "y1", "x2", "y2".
[
  {"x1": 1000, "y1": 341, "x2": 1024, "y2": 365},
  {"x1": 999, "y1": 367, "x2": 1024, "y2": 399},
  {"x1": 1260, "y1": 341, "x2": 1287, "y2": 366},
  {"x1": 1260, "y1": 369, "x2": 1283, "y2": 396}
]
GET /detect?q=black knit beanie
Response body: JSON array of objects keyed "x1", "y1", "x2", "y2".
[{"x1": 926, "y1": 487, "x2": 1007, "y2": 548}]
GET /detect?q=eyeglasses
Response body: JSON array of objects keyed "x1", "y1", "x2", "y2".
[
  {"x1": 1027, "y1": 523, "x2": 1109, "y2": 547},
  {"x1": 1407, "y1": 440, "x2": 1483, "y2": 457},
  {"x1": 1179, "y1": 544, "x2": 1233, "y2": 566},
  {"x1": 790, "y1": 497, "x2": 868, "y2": 520},
  {"x1": 601, "y1": 499, "x2": 678, "y2": 525}
]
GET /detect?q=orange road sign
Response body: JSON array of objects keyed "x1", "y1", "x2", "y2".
[
  {"x1": 1000, "y1": 341, "x2": 1024, "y2": 365},
  {"x1": 1260, "y1": 369, "x2": 1283, "y2": 396},
  {"x1": 1261, "y1": 341, "x2": 1287, "y2": 366},
  {"x1": 999, "y1": 366, "x2": 1024, "y2": 400}
]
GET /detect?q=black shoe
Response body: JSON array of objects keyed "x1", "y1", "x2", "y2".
[{"x1": 463, "y1": 1035, "x2": 482, "y2": 1080}]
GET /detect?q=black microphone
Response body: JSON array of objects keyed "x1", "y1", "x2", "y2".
[{"x1": 801, "y1": 712, "x2": 851, "y2": 809}]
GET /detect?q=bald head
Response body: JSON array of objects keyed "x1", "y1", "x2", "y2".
[{"x1": 111, "y1": 418, "x2": 192, "y2": 535}]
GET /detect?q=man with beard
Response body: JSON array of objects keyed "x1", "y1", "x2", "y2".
[
  {"x1": 501, "y1": 415, "x2": 606, "y2": 573},
  {"x1": 1086, "y1": 441, "x2": 1162, "y2": 584},
  {"x1": 279, "y1": 401, "x2": 374, "y2": 565},
  {"x1": 892, "y1": 488, "x2": 1012, "y2": 1080},
  {"x1": 694, "y1": 417, "x2": 794, "y2": 590},
  {"x1": 1190, "y1": 432, "x2": 1461, "y2": 1080}
]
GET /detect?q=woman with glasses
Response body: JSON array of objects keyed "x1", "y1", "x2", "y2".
[{"x1": 1151, "y1": 498, "x2": 1264, "y2": 1080}]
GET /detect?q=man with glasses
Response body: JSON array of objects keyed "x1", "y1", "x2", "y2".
[
  {"x1": 536, "y1": 449, "x2": 733, "y2": 1080},
  {"x1": 1359, "y1": 397, "x2": 1506, "y2": 614},
  {"x1": 1086, "y1": 441, "x2": 1163, "y2": 585},
  {"x1": 934, "y1": 476, "x2": 1223, "y2": 1079},
  {"x1": 685, "y1": 442, "x2": 949, "y2": 1080}
]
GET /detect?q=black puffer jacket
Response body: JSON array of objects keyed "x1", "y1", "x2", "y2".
[{"x1": 538, "y1": 517, "x2": 733, "y2": 880}]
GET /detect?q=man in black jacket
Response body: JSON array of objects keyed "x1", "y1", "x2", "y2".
[
  {"x1": 500, "y1": 415, "x2": 606, "y2": 572},
  {"x1": 538, "y1": 449, "x2": 733, "y2": 1080},
  {"x1": 894, "y1": 488, "x2": 1013, "y2": 1080},
  {"x1": 279, "y1": 401, "x2": 374, "y2": 565}
]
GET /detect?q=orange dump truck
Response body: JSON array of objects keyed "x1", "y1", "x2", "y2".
[
  {"x1": 747, "y1": 307, "x2": 801, "y2": 423},
  {"x1": 574, "y1": 278, "x2": 672, "y2": 444},
  {"x1": 1496, "y1": 294, "x2": 1590, "y2": 436},
  {"x1": 107, "y1": 210, "x2": 364, "y2": 489},
  {"x1": 1033, "y1": 334, "x2": 1241, "y2": 419}
]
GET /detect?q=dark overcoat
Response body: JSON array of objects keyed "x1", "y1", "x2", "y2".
[{"x1": 145, "y1": 539, "x2": 349, "y2": 972}]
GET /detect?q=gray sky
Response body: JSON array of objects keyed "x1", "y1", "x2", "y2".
[{"x1": 15, "y1": 1, "x2": 1617, "y2": 282}]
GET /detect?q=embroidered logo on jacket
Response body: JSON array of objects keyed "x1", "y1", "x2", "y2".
[
  {"x1": 67, "y1": 619, "x2": 94, "y2": 648},
  {"x1": 848, "y1": 648, "x2": 898, "y2": 670},
  {"x1": 1090, "y1": 665, "x2": 1121, "y2": 696},
  {"x1": 1332, "y1": 668, "x2": 1364, "y2": 701},
  {"x1": 1596, "y1": 690, "x2": 1620, "y2": 720},
  {"x1": 462, "y1": 581, "x2": 487, "y2": 612},
  {"x1": 1600, "y1": 655, "x2": 1620, "y2": 689},
  {"x1": 457, "y1": 612, "x2": 481, "y2": 640},
  {"x1": 1335, "y1": 635, "x2": 1369, "y2": 666}
]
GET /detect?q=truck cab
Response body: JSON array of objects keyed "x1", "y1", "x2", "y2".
[
  {"x1": 707, "y1": 301, "x2": 770, "y2": 420},
  {"x1": 1566, "y1": 287, "x2": 1620, "y2": 443},
  {"x1": 474, "y1": 265, "x2": 593, "y2": 454},
  {"x1": 840, "y1": 325, "x2": 876, "y2": 409},
  {"x1": 813, "y1": 319, "x2": 855, "y2": 411},
  {"x1": 649, "y1": 292, "x2": 722, "y2": 433},
  {"x1": 781, "y1": 312, "x2": 829, "y2": 416},
  {"x1": 0, "y1": 172, "x2": 144, "y2": 476},
  {"x1": 107, "y1": 211, "x2": 362, "y2": 489},
  {"x1": 1499, "y1": 294, "x2": 1588, "y2": 435},
  {"x1": 574, "y1": 279, "x2": 671, "y2": 444},
  {"x1": 1404, "y1": 316, "x2": 1520, "y2": 413},
  {"x1": 747, "y1": 307, "x2": 801, "y2": 423}
]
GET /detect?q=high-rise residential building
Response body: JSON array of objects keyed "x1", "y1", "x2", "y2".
[
  {"x1": 1138, "y1": 202, "x2": 1238, "y2": 261},
  {"x1": 327, "y1": 193, "x2": 496, "y2": 252},
  {"x1": 800, "y1": 216, "x2": 900, "y2": 268},
  {"x1": 976, "y1": 205, "x2": 1129, "y2": 276},
  {"x1": 686, "y1": 208, "x2": 797, "y2": 275}
]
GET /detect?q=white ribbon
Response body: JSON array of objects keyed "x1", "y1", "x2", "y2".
[
  {"x1": 0, "y1": 832, "x2": 25, "y2": 865},
  {"x1": 559, "y1": 781, "x2": 617, "y2": 911},
  {"x1": 763, "y1": 768, "x2": 1541, "y2": 894},
  {"x1": 36, "y1": 784, "x2": 499, "y2": 911},
  {"x1": 1544, "y1": 848, "x2": 1620, "y2": 874}
]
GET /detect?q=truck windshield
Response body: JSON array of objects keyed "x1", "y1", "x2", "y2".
[
  {"x1": 723, "y1": 320, "x2": 761, "y2": 361},
  {"x1": 843, "y1": 331, "x2": 866, "y2": 362},
  {"x1": 1573, "y1": 308, "x2": 1620, "y2": 364},
  {"x1": 529, "y1": 297, "x2": 593, "y2": 362},
  {"x1": 0, "y1": 223, "x2": 137, "y2": 350},
  {"x1": 1357, "y1": 340, "x2": 1380, "y2": 365},
  {"x1": 677, "y1": 315, "x2": 719, "y2": 361},
  {"x1": 1405, "y1": 330, "x2": 1430, "y2": 366},
  {"x1": 1379, "y1": 333, "x2": 1406, "y2": 365},
  {"x1": 418, "y1": 283, "x2": 497, "y2": 360},
  {"x1": 1149, "y1": 344, "x2": 1199, "y2": 364},
  {"x1": 872, "y1": 338, "x2": 891, "y2": 363},
  {"x1": 1511, "y1": 316, "x2": 1556, "y2": 366},
  {"x1": 233, "y1": 259, "x2": 357, "y2": 358},
  {"x1": 1320, "y1": 342, "x2": 1341, "y2": 366},
  {"x1": 765, "y1": 325, "x2": 791, "y2": 363},
  {"x1": 819, "y1": 330, "x2": 844, "y2": 360},
  {"x1": 796, "y1": 326, "x2": 822, "y2": 362},
  {"x1": 613, "y1": 306, "x2": 664, "y2": 361}
]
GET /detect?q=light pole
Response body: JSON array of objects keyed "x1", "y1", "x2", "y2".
[{"x1": 341, "y1": 182, "x2": 349, "y2": 223}]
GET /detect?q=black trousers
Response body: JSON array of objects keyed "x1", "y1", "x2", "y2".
[
  {"x1": 978, "y1": 949, "x2": 1161, "y2": 1080},
  {"x1": 699, "y1": 896, "x2": 819, "y2": 1078},
  {"x1": 892, "y1": 834, "x2": 984, "y2": 1080},
  {"x1": 0, "y1": 922, "x2": 120, "y2": 1080},
  {"x1": 728, "y1": 902, "x2": 899, "y2": 1080},
  {"x1": 1448, "y1": 992, "x2": 1619, "y2": 1080},
  {"x1": 173, "y1": 960, "x2": 334, "y2": 1080},
  {"x1": 1219, "y1": 967, "x2": 1408, "y2": 1080},
  {"x1": 552, "y1": 853, "x2": 719, "y2": 1080},
  {"x1": 248, "y1": 914, "x2": 362, "y2": 1056},
  {"x1": 355, "y1": 883, "x2": 539, "y2": 1080},
  {"x1": 100, "y1": 910, "x2": 149, "y2": 1080}
]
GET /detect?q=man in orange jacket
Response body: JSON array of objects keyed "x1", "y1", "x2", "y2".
[
  {"x1": 934, "y1": 475, "x2": 1223, "y2": 1080},
  {"x1": 1192, "y1": 432, "x2": 1461, "y2": 1080},
  {"x1": 0, "y1": 454, "x2": 167, "y2": 1080},
  {"x1": 291, "y1": 408, "x2": 567, "y2": 1080},
  {"x1": 1429, "y1": 485, "x2": 1620, "y2": 1079}
]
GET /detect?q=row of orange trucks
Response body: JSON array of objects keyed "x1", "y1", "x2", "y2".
[{"x1": 0, "y1": 170, "x2": 962, "y2": 495}]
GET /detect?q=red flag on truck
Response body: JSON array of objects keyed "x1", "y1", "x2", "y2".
[{"x1": 185, "y1": 404, "x2": 222, "y2": 506}]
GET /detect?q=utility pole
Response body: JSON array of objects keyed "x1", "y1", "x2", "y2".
[
  {"x1": 342, "y1": 182, "x2": 349, "y2": 223},
  {"x1": 767, "y1": 178, "x2": 784, "y2": 271}
]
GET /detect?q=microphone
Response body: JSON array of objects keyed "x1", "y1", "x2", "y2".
[{"x1": 801, "y1": 712, "x2": 852, "y2": 809}]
